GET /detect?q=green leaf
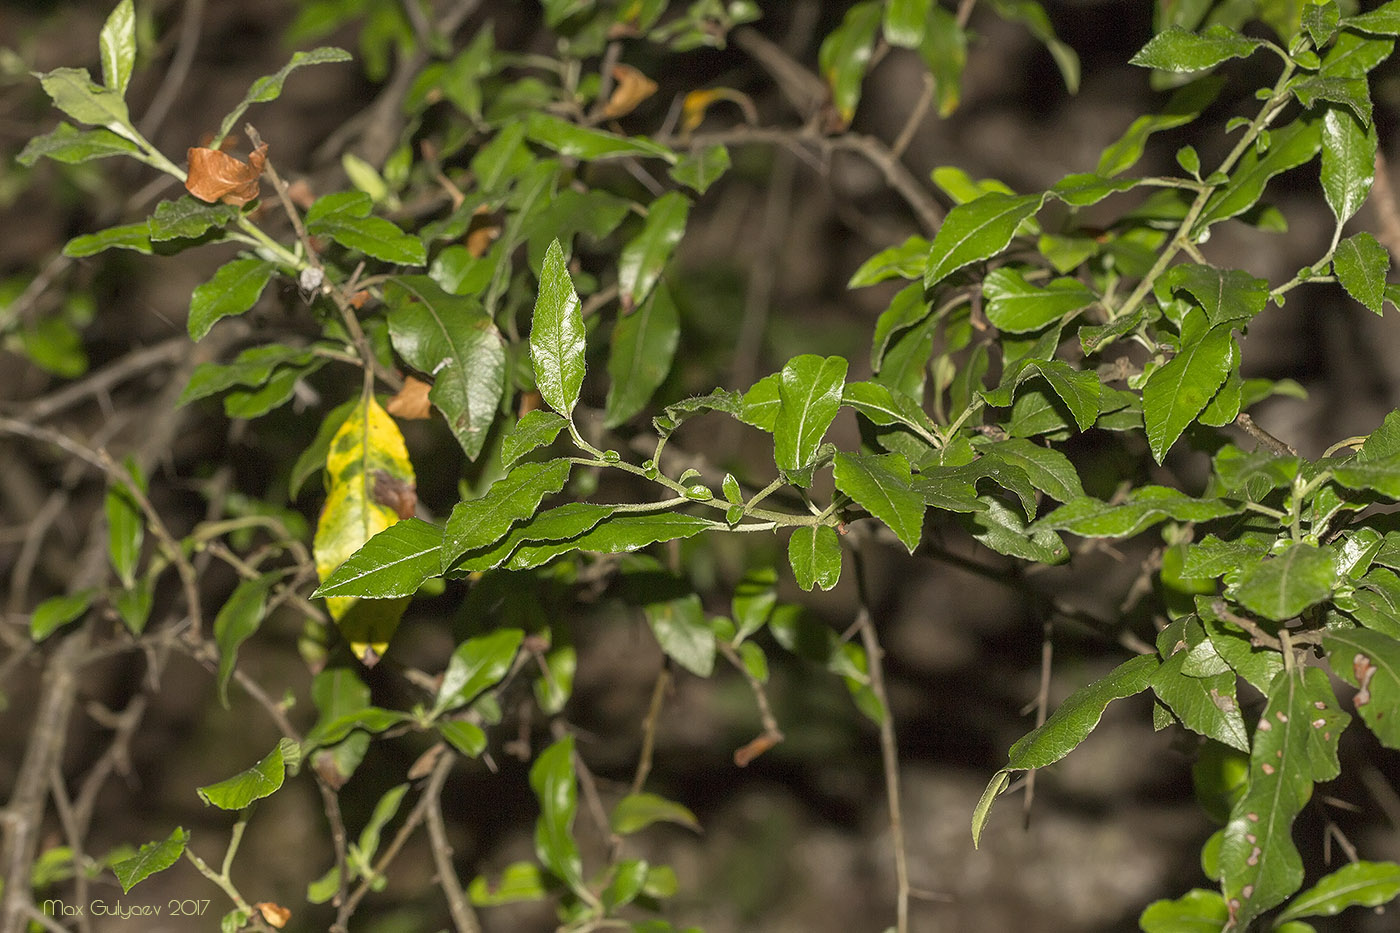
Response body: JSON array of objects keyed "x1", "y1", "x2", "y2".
[
  {"x1": 982, "y1": 267, "x2": 1095, "y2": 332},
  {"x1": 1334, "y1": 232, "x2": 1390, "y2": 315},
  {"x1": 17, "y1": 122, "x2": 139, "y2": 166},
  {"x1": 1200, "y1": 600, "x2": 1285, "y2": 693},
  {"x1": 99, "y1": 0, "x2": 137, "y2": 96},
  {"x1": 1129, "y1": 24, "x2": 1264, "y2": 72},
  {"x1": 1194, "y1": 117, "x2": 1322, "y2": 234},
  {"x1": 605, "y1": 281, "x2": 680, "y2": 427},
  {"x1": 105, "y1": 457, "x2": 145, "y2": 589},
  {"x1": 114, "y1": 576, "x2": 153, "y2": 636},
  {"x1": 530, "y1": 736, "x2": 585, "y2": 895},
  {"x1": 987, "y1": 0, "x2": 1079, "y2": 92},
  {"x1": 788, "y1": 525, "x2": 842, "y2": 591},
  {"x1": 306, "y1": 667, "x2": 371, "y2": 785},
  {"x1": 502, "y1": 410, "x2": 569, "y2": 470},
  {"x1": 849, "y1": 236, "x2": 932, "y2": 288},
  {"x1": 842, "y1": 380, "x2": 937, "y2": 440},
  {"x1": 530, "y1": 239, "x2": 587, "y2": 418},
  {"x1": 1322, "y1": 106, "x2": 1379, "y2": 228},
  {"x1": 214, "y1": 47, "x2": 353, "y2": 146},
  {"x1": 112, "y1": 827, "x2": 188, "y2": 894},
  {"x1": 433, "y1": 628, "x2": 525, "y2": 715},
  {"x1": 833, "y1": 451, "x2": 923, "y2": 552},
  {"x1": 732, "y1": 566, "x2": 778, "y2": 643},
  {"x1": 1143, "y1": 321, "x2": 1234, "y2": 462},
  {"x1": 1292, "y1": 75, "x2": 1372, "y2": 127},
  {"x1": 1047, "y1": 172, "x2": 1140, "y2": 207},
  {"x1": 1344, "y1": 3, "x2": 1400, "y2": 36},
  {"x1": 64, "y1": 222, "x2": 152, "y2": 257},
  {"x1": 313, "y1": 518, "x2": 443, "y2": 599},
  {"x1": 441, "y1": 460, "x2": 572, "y2": 571},
  {"x1": 196, "y1": 740, "x2": 292, "y2": 809},
  {"x1": 468, "y1": 862, "x2": 548, "y2": 906},
  {"x1": 1325, "y1": 627, "x2": 1400, "y2": 747},
  {"x1": 818, "y1": 1, "x2": 882, "y2": 126},
  {"x1": 884, "y1": 0, "x2": 932, "y2": 47},
  {"x1": 669, "y1": 144, "x2": 730, "y2": 194},
  {"x1": 305, "y1": 194, "x2": 425, "y2": 265},
  {"x1": 924, "y1": 192, "x2": 1046, "y2": 288},
  {"x1": 1333, "y1": 452, "x2": 1400, "y2": 497},
  {"x1": 917, "y1": 6, "x2": 968, "y2": 116},
  {"x1": 970, "y1": 769, "x2": 1011, "y2": 847},
  {"x1": 30, "y1": 589, "x2": 95, "y2": 642},
  {"x1": 1138, "y1": 889, "x2": 1228, "y2": 932},
  {"x1": 1038, "y1": 485, "x2": 1239, "y2": 537},
  {"x1": 149, "y1": 197, "x2": 239, "y2": 243},
  {"x1": 187, "y1": 258, "x2": 278, "y2": 340},
  {"x1": 356, "y1": 783, "x2": 409, "y2": 865},
  {"x1": 523, "y1": 112, "x2": 676, "y2": 163},
  {"x1": 611, "y1": 792, "x2": 701, "y2": 834},
  {"x1": 447, "y1": 502, "x2": 615, "y2": 573},
  {"x1": 35, "y1": 67, "x2": 132, "y2": 134},
  {"x1": 1151, "y1": 633, "x2": 1249, "y2": 751},
  {"x1": 644, "y1": 593, "x2": 715, "y2": 677},
  {"x1": 1231, "y1": 542, "x2": 1335, "y2": 621},
  {"x1": 971, "y1": 438, "x2": 1084, "y2": 504},
  {"x1": 1220, "y1": 668, "x2": 1348, "y2": 928},
  {"x1": 214, "y1": 573, "x2": 277, "y2": 709},
  {"x1": 1156, "y1": 263, "x2": 1269, "y2": 327},
  {"x1": 774, "y1": 354, "x2": 847, "y2": 478},
  {"x1": 1005, "y1": 654, "x2": 1159, "y2": 770},
  {"x1": 1096, "y1": 77, "x2": 1223, "y2": 177},
  {"x1": 438, "y1": 720, "x2": 488, "y2": 757},
  {"x1": 963, "y1": 495, "x2": 1068, "y2": 563},
  {"x1": 505, "y1": 511, "x2": 713, "y2": 571},
  {"x1": 619, "y1": 191, "x2": 689, "y2": 310},
  {"x1": 1276, "y1": 860, "x2": 1400, "y2": 923},
  {"x1": 739, "y1": 373, "x2": 781, "y2": 431},
  {"x1": 304, "y1": 707, "x2": 410, "y2": 748},
  {"x1": 385, "y1": 276, "x2": 506, "y2": 458}
]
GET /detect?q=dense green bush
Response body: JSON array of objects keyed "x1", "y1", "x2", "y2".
[{"x1": 6, "y1": 1, "x2": 1400, "y2": 931}]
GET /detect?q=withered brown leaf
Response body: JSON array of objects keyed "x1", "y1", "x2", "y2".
[
  {"x1": 386, "y1": 376, "x2": 433, "y2": 420},
  {"x1": 186, "y1": 143, "x2": 268, "y2": 206},
  {"x1": 603, "y1": 64, "x2": 658, "y2": 119}
]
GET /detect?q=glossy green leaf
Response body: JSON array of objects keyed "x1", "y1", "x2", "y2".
[
  {"x1": 1276, "y1": 860, "x2": 1400, "y2": 923},
  {"x1": 1047, "y1": 172, "x2": 1139, "y2": 207},
  {"x1": 214, "y1": 573, "x2": 277, "y2": 709},
  {"x1": 982, "y1": 267, "x2": 1095, "y2": 332},
  {"x1": 441, "y1": 460, "x2": 572, "y2": 571},
  {"x1": 605, "y1": 281, "x2": 680, "y2": 427},
  {"x1": 971, "y1": 438, "x2": 1084, "y2": 504},
  {"x1": 104, "y1": 457, "x2": 145, "y2": 589},
  {"x1": 304, "y1": 707, "x2": 410, "y2": 749},
  {"x1": 611, "y1": 792, "x2": 701, "y2": 834},
  {"x1": 196, "y1": 739, "x2": 293, "y2": 809},
  {"x1": 531, "y1": 736, "x2": 585, "y2": 895},
  {"x1": 1325, "y1": 627, "x2": 1400, "y2": 747},
  {"x1": 524, "y1": 112, "x2": 675, "y2": 163},
  {"x1": 433, "y1": 628, "x2": 525, "y2": 715},
  {"x1": 448, "y1": 502, "x2": 616, "y2": 573},
  {"x1": 30, "y1": 589, "x2": 95, "y2": 642},
  {"x1": 1333, "y1": 451, "x2": 1400, "y2": 498},
  {"x1": 149, "y1": 197, "x2": 239, "y2": 243},
  {"x1": 1344, "y1": 3, "x2": 1400, "y2": 35},
  {"x1": 35, "y1": 67, "x2": 132, "y2": 135},
  {"x1": 214, "y1": 47, "x2": 353, "y2": 146},
  {"x1": 833, "y1": 451, "x2": 923, "y2": 552},
  {"x1": 1138, "y1": 889, "x2": 1228, "y2": 932},
  {"x1": 669, "y1": 144, "x2": 730, "y2": 194},
  {"x1": 849, "y1": 236, "x2": 932, "y2": 288},
  {"x1": 1006, "y1": 654, "x2": 1159, "y2": 770},
  {"x1": 16, "y1": 122, "x2": 139, "y2": 166},
  {"x1": 842, "y1": 380, "x2": 937, "y2": 441},
  {"x1": 1038, "y1": 485, "x2": 1238, "y2": 537},
  {"x1": 1156, "y1": 263, "x2": 1269, "y2": 327},
  {"x1": 313, "y1": 518, "x2": 443, "y2": 599},
  {"x1": 1152, "y1": 634, "x2": 1249, "y2": 751},
  {"x1": 644, "y1": 592, "x2": 715, "y2": 677},
  {"x1": 1130, "y1": 24, "x2": 1263, "y2": 72},
  {"x1": 788, "y1": 525, "x2": 842, "y2": 591},
  {"x1": 964, "y1": 496, "x2": 1068, "y2": 563},
  {"x1": 1322, "y1": 106, "x2": 1379, "y2": 229},
  {"x1": 187, "y1": 258, "x2": 277, "y2": 340},
  {"x1": 385, "y1": 276, "x2": 506, "y2": 458},
  {"x1": 1333, "y1": 232, "x2": 1389, "y2": 315},
  {"x1": 468, "y1": 861, "x2": 548, "y2": 906},
  {"x1": 1195, "y1": 117, "x2": 1322, "y2": 234},
  {"x1": 1096, "y1": 77, "x2": 1223, "y2": 177},
  {"x1": 438, "y1": 719, "x2": 488, "y2": 757},
  {"x1": 1199, "y1": 600, "x2": 1285, "y2": 693},
  {"x1": 1231, "y1": 542, "x2": 1335, "y2": 621},
  {"x1": 305, "y1": 192, "x2": 425, "y2": 265},
  {"x1": 64, "y1": 222, "x2": 152, "y2": 257},
  {"x1": 731, "y1": 566, "x2": 777, "y2": 643},
  {"x1": 1143, "y1": 321, "x2": 1234, "y2": 462},
  {"x1": 307, "y1": 667, "x2": 371, "y2": 785},
  {"x1": 355, "y1": 783, "x2": 409, "y2": 866},
  {"x1": 501, "y1": 410, "x2": 569, "y2": 470},
  {"x1": 818, "y1": 1, "x2": 882, "y2": 126},
  {"x1": 1220, "y1": 668, "x2": 1348, "y2": 928},
  {"x1": 112, "y1": 827, "x2": 187, "y2": 894},
  {"x1": 774, "y1": 354, "x2": 847, "y2": 478},
  {"x1": 884, "y1": 0, "x2": 932, "y2": 47},
  {"x1": 924, "y1": 192, "x2": 1046, "y2": 288},
  {"x1": 917, "y1": 6, "x2": 968, "y2": 116},
  {"x1": 114, "y1": 576, "x2": 152, "y2": 636},
  {"x1": 221, "y1": 357, "x2": 326, "y2": 418},
  {"x1": 1293, "y1": 75, "x2": 1371, "y2": 128},
  {"x1": 739, "y1": 373, "x2": 781, "y2": 431},
  {"x1": 970, "y1": 768, "x2": 1012, "y2": 847},
  {"x1": 506, "y1": 511, "x2": 714, "y2": 570},
  {"x1": 98, "y1": 0, "x2": 136, "y2": 96},
  {"x1": 619, "y1": 192, "x2": 689, "y2": 310},
  {"x1": 530, "y1": 239, "x2": 586, "y2": 418}
]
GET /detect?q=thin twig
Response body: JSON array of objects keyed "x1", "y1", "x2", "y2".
[
  {"x1": 138, "y1": 0, "x2": 205, "y2": 139},
  {"x1": 630, "y1": 668, "x2": 671, "y2": 794},
  {"x1": 891, "y1": 72, "x2": 935, "y2": 160},
  {"x1": 15, "y1": 337, "x2": 188, "y2": 422},
  {"x1": 851, "y1": 541, "x2": 909, "y2": 933},
  {"x1": 1022, "y1": 622, "x2": 1053, "y2": 830},
  {"x1": 421, "y1": 751, "x2": 482, "y2": 933},
  {"x1": 718, "y1": 641, "x2": 784, "y2": 767},
  {"x1": 1235, "y1": 413, "x2": 1297, "y2": 456}
]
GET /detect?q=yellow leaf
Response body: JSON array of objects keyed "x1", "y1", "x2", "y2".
[{"x1": 603, "y1": 64, "x2": 658, "y2": 119}]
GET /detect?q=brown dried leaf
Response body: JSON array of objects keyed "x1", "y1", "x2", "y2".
[
  {"x1": 465, "y1": 206, "x2": 500, "y2": 258},
  {"x1": 255, "y1": 902, "x2": 291, "y2": 929},
  {"x1": 603, "y1": 64, "x2": 658, "y2": 119},
  {"x1": 407, "y1": 741, "x2": 446, "y2": 780},
  {"x1": 186, "y1": 143, "x2": 268, "y2": 206},
  {"x1": 386, "y1": 376, "x2": 433, "y2": 420}
]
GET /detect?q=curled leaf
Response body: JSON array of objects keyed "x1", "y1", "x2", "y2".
[
  {"x1": 186, "y1": 143, "x2": 267, "y2": 206},
  {"x1": 680, "y1": 88, "x2": 756, "y2": 134},
  {"x1": 255, "y1": 902, "x2": 291, "y2": 929},
  {"x1": 603, "y1": 64, "x2": 658, "y2": 119},
  {"x1": 386, "y1": 376, "x2": 433, "y2": 419}
]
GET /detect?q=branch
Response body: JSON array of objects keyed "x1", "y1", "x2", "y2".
[{"x1": 421, "y1": 751, "x2": 482, "y2": 933}]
